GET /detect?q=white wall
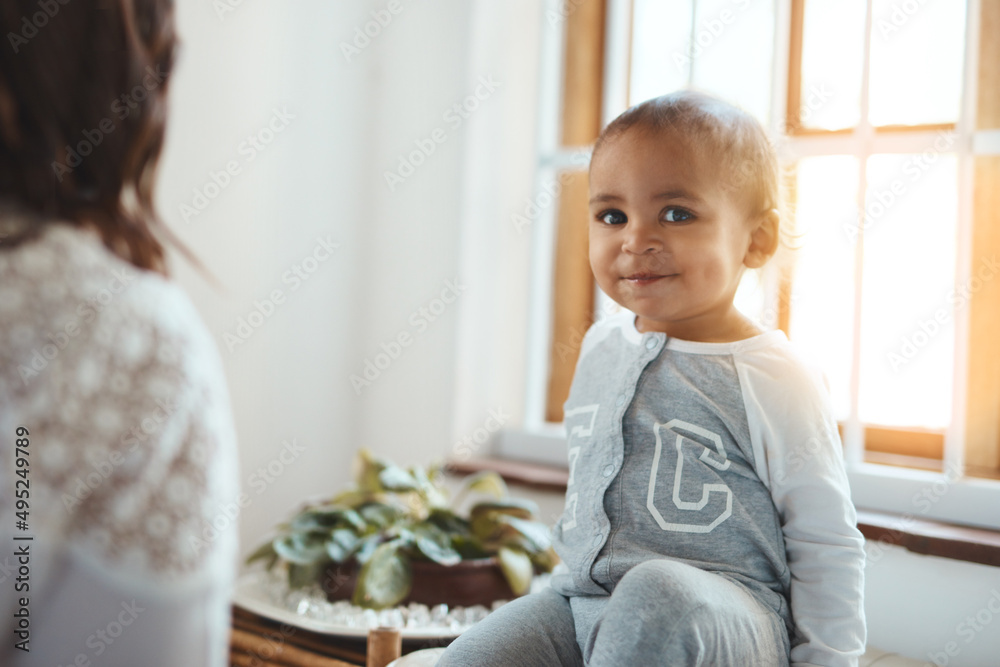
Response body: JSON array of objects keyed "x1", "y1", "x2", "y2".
[
  {"x1": 158, "y1": 0, "x2": 542, "y2": 557},
  {"x1": 864, "y1": 544, "x2": 1000, "y2": 667},
  {"x1": 155, "y1": 3, "x2": 1000, "y2": 665}
]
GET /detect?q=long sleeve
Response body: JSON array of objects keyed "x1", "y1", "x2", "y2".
[
  {"x1": 738, "y1": 346, "x2": 866, "y2": 667},
  {"x1": 0, "y1": 224, "x2": 239, "y2": 666}
]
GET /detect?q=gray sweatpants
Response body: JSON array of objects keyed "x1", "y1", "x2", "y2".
[{"x1": 437, "y1": 559, "x2": 790, "y2": 666}]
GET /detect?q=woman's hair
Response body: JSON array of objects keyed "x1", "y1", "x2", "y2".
[
  {"x1": 0, "y1": 0, "x2": 179, "y2": 274},
  {"x1": 592, "y1": 90, "x2": 781, "y2": 221}
]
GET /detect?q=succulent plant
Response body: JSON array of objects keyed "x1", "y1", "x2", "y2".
[{"x1": 247, "y1": 449, "x2": 559, "y2": 609}]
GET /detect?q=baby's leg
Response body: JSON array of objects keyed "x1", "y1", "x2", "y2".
[
  {"x1": 587, "y1": 559, "x2": 789, "y2": 667},
  {"x1": 436, "y1": 586, "x2": 583, "y2": 667}
]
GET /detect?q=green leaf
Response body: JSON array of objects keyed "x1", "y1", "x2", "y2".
[
  {"x1": 339, "y1": 508, "x2": 367, "y2": 531},
  {"x1": 354, "y1": 533, "x2": 382, "y2": 564},
  {"x1": 469, "y1": 513, "x2": 505, "y2": 543},
  {"x1": 463, "y1": 471, "x2": 508, "y2": 499},
  {"x1": 470, "y1": 513, "x2": 552, "y2": 554},
  {"x1": 394, "y1": 491, "x2": 429, "y2": 520},
  {"x1": 378, "y1": 463, "x2": 420, "y2": 492},
  {"x1": 504, "y1": 515, "x2": 552, "y2": 552},
  {"x1": 412, "y1": 523, "x2": 461, "y2": 566},
  {"x1": 426, "y1": 507, "x2": 469, "y2": 535},
  {"x1": 273, "y1": 532, "x2": 328, "y2": 565},
  {"x1": 529, "y1": 546, "x2": 560, "y2": 573},
  {"x1": 354, "y1": 449, "x2": 385, "y2": 493},
  {"x1": 330, "y1": 489, "x2": 383, "y2": 509},
  {"x1": 449, "y1": 534, "x2": 490, "y2": 560},
  {"x1": 245, "y1": 540, "x2": 279, "y2": 569},
  {"x1": 469, "y1": 497, "x2": 539, "y2": 521},
  {"x1": 353, "y1": 541, "x2": 412, "y2": 609},
  {"x1": 412, "y1": 465, "x2": 450, "y2": 509},
  {"x1": 290, "y1": 509, "x2": 336, "y2": 531},
  {"x1": 359, "y1": 503, "x2": 400, "y2": 528},
  {"x1": 325, "y1": 528, "x2": 361, "y2": 563},
  {"x1": 497, "y1": 546, "x2": 533, "y2": 596}
]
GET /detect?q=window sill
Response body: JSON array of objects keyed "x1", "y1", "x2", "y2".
[
  {"x1": 856, "y1": 509, "x2": 1000, "y2": 567},
  {"x1": 447, "y1": 456, "x2": 1000, "y2": 567},
  {"x1": 447, "y1": 457, "x2": 569, "y2": 493}
]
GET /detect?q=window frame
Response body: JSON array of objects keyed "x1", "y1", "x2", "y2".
[{"x1": 498, "y1": 0, "x2": 1000, "y2": 531}]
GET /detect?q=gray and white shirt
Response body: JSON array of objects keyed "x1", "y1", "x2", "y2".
[{"x1": 550, "y1": 311, "x2": 866, "y2": 667}]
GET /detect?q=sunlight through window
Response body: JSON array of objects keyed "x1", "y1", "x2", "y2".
[
  {"x1": 868, "y1": 0, "x2": 967, "y2": 127},
  {"x1": 858, "y1": 154, "x2": 958, "y2": 428},
  {"x1": 788, "y1": 156, "x2": 859, "y2": 422},
  {"x1": 800, "y1": 0, "x2": 866, "y2": 130}
]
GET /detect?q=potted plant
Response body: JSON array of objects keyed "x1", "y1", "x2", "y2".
[{"x1": 247, "y1": 449, "x2": 559, "y2": 610}]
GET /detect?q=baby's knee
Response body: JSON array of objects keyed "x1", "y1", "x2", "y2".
[{"x1": 613, "y1": 559, "x2": 710, "y2": 618}]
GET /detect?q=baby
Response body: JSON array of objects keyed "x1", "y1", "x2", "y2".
[{"x1": 440, "y1": 91, "x2": 866, "y2": 666}]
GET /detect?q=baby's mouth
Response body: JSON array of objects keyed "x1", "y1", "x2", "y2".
[{"x1": 623, "y1": 272, "x2": 675, "y2": 285}]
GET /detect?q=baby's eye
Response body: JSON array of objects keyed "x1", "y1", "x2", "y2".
[
  {"x1": 663, "y1": 207, "x2": 693, "y2": 223},
  {"x1": 597, "y1": 209, "x2": 627, "y2": 225}
]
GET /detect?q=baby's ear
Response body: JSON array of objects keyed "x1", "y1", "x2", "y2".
[{"x1": 744, "y1": 208, "x2": 780, "y2": 269}]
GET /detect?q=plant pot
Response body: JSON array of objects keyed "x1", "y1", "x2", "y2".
[{"x1": 321, "y1": 557, "x2": 517, "y2": 608}]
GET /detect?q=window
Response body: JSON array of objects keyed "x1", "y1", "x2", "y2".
[{"x1": 517, "y1": 0, "x2": 1000, "y2": 492}]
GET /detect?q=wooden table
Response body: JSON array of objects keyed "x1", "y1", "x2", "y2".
[{"x1": 230, "y1": 605, "x2": 454, "y2": 667}]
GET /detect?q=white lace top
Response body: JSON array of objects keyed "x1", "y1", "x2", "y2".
[{"x1": 0, "y1": 221, "x2": 238, "y2": 666}]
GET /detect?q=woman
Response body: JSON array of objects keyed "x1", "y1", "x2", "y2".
[{"x1": 0, "y1": 2, "x2": 238, "y2": 664}]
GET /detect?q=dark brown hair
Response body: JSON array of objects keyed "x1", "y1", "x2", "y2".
[
  {"x1": 592, "y1": 90, "x2": 781, "y2": 220},
  {"x1": 0, "y1": 0, "x2": 180, "y2": 274}
]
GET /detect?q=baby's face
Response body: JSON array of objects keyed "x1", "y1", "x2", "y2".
[{"x1": 588, "y1": 127, "x2": 758, "y2": 341}]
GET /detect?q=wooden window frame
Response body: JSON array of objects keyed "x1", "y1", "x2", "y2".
[
  {"x1": 783, "y1": 0, "x2": 1000, "y2": 476},
  {"x1": 536, "y1": 0, "x2": 1000, "y2": 479}
]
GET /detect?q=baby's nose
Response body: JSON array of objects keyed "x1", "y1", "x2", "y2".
[{"x1": 622, "y1": 223, "x2": 663, "y2": 254}]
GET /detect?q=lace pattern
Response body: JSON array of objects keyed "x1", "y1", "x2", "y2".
[{"x1": 0, "y1": 222, "x2": 238, "y2": 580}]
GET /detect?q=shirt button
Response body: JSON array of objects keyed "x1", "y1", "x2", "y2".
[
  {"x1": 645, "y1": 337, "x2": 658, "y2": 350},
  {"x1": 602, "y1": 464, "x2": 615, "y2": 477},
  {"x1": 615, "y1": 395, "x2": 625, "y2": 407},
  {"x1": 593, "y1": 534, "x2": 603, "y2": 547}
]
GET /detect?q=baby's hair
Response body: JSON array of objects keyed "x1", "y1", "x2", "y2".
[{"x1": 592, "y1": 90, "x2": 780, "y2": 222}]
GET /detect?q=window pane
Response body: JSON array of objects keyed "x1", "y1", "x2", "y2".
[
  {"x1": 629, "y1": 0, "x2": 693, "y2": 104},
  {"x1": 735, "y1": 267, "x2": 767, "y2": 327},
  {"x1": 868, "y1": 0, "x2": 967, "y2": 127},
  {"x1": 689, "y1": 0, "x2": 776, "y2": 125},
  {"x1": 858, "y1": 154, "x2": 958, "y2": 429},
  {"x1": 788, "y1": 156, "x2": 859, "y2": 421},
  {"x1": 799, "y1": 0, "x2": 866, "y2": 130}
]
